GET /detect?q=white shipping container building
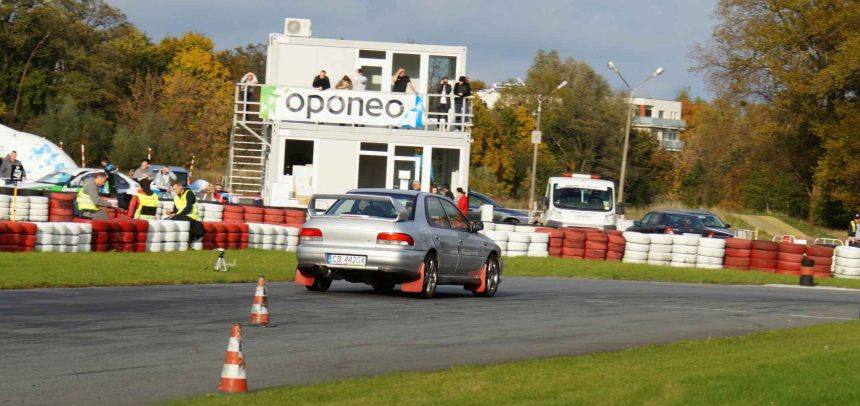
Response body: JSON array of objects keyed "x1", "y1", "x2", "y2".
[{"x1": 227, "y1": 18, "x2": 474, "y2": 206}]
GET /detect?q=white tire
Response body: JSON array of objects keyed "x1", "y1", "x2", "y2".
[
  {"x1": 672, "y1": 244, "x2": 698, "y2": 255},
  {"x1": 36, "y1": 234, "x2": 54, "y2": 245},
  {"x1": 0, "y1": 195, "x2": 10, "y2": 202},
  {"x1": 528, "y1": 232, "x2": 549, "y2": 243},
  {"x1": 175, "y1": 221, "x2": 190, "y2": 232},
  {"x1": 29, "y1": 216, "x2": 48, "y2": 222},
  {"x1": 697, "y1": 247, "x2": 725, "y2": 258},
  {"x1": 649, "y1": 243, "x2": 673, "y2": 253},
  {"x1": 147, "y1": 221, "x2": 164, "y2": 233},
  {"x1": 161, "y1": 221, "x2": 176, "y2": 232},
  {"x1": 506, "y1": 250, "x2": 527, "y2": 257},
  {"x1": 148, "y1": 243, "x2": 163, "y2": 252},
  {"x1": 275, "y1": 234, "x2": 287, "y2": 245},
  {"x1": 623, "y1": 232, "x2": 650, "y2": 244},
  {"x1": 670, "y1": 261, "x2": 695, "y2": 268},
  {"x1": 834, "y1": 256, "x2": 860, "y2": 268},
  {"x1": 514, "y1": 225, "x2": 537, "y2": 233},
  {"x1": 483, "y1": 223, "x2": 495, "y2": 231},
  {"x1": 625, "y1": 242, "x2": 650, "y2": 253},
  {"x1": 672, "y1": 235, "x2": 700, "y2": 246},
  {"x1": 696, "y1": 255, "x2": 724, "y2": 265},
  {"x1": 696, "y1": 263, "x2": 723, "y2": 270},
  {"x1": 496, "y1": 241, "x2": 508, "y2": 251},
  {"x1": 79, "y1": 234, "x2": 92, "y2": 244},
  {"x1": 507, "y1": 241, "x2": 529, "y2": 251},
  {"x1": 262, "y1": 235, "x2": 275, "y2": 244},
  {"x1": 287, "y1": 236, "x2": 298, "y2": 246},
  {"x1": 624, "y1": 250, "x2": 649, "y2": 260},
  {"x1": 494, "y1": 223, "x2": 515, "y2": 232},
  {"x1": 78, "y1": 243, "x2": 91, "y2": 253},
  {"x1": 28, "y1": 196, "x2": 48, "y2": 204},
  {"x1": 35, "y1": 245, "x2": 51, "y2": 252},
  {"x1": 698, "y1": 238, "x2": 726, "y2": 249},
  {"x1": 78, "y1": 223, "x2": 92, "y2": 234},
  {"x1": 623, "y1": 257, "x2": 647, "y2": 264},
  {"x1": 528, "y1": 243, "x2": 548, "y2": 252},
  {"x1": 507, "y1": 232, "x2": 531, "y2": 243},
  {"x1": 648, "y1": 251, "x2": 673, "y2": 262},
  {"x1": 528, "y1": 251, "x2": 549, "y2": 257},
  {"x1": 178, "y1": 232, "x2": 189, "y2": 243},
  {"x1": 37, "y1": 223, "x2": 56, "y2": 233},
  {"x1": 483, "y1": 231, "x2": 508, "y2": 241},
  {"x1": 191, "y1": 242, "x2": 203, "y2": 251},
  {"x1": 834, "y1": 273, "x2": 860, "y2": 279},
  {"x1": 649, "y1": 234, "x2": 673, "y2": 245},
  {"x1": 671, "y1": 253, "x2": 698, "y2": 264},
  {"x1": 285, "y1": 227, "x2": 299, "y2": 237},
  {"x1": 163, "y1": 231, "x2": 177, "y2": 243},
  {"x1": 835, "y1": 246, "x2": 860, "y2": 259},
  {"x1": 647, "y1": 259, "x2": 670, "y2": 266}
]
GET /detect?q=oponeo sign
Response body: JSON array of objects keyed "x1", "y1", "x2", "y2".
[{"x1": 260, "y1": 86, "x2": 424, "y2": 128}]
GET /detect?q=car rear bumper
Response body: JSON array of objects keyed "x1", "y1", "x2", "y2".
[{"x1": 297, "y1": 245, "x2": 425, "y2": 278}]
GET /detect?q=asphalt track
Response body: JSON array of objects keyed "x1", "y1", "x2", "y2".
[{"x1": 1, "y1": 277, "x2": 858, "y2": 405}]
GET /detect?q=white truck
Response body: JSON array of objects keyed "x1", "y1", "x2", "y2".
[{"x1": 537, "y1": 174, "x2": 618, "y2": 230}]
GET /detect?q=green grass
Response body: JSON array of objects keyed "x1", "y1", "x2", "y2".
[
  {"x1": 3, "y1": 250, "x2": 860, "y2": 290},
  {"x1": 171, "y1": 321, "x2": 860, "y2": 405},
  {"x1": 0, "y1": 250, "x2": 296, "y2": 289},
  {"x1": 770, "y1": 213, "x2": 842, "y2": 240}
]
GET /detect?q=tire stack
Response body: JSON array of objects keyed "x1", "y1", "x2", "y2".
[
  {"x1": 49, "y1": 192, "x2": 76, "y2": 222},
  {"x1": 5, "y1": 196, "x2": 29, "y2": 221},
  {"x1": 562, "y1": 228, "x2": 586, "y2": 259},
  {"x1": 750, "y1": 241, "x2": 779, "y2": 272},
  {"x1": 284, "y1": 209, "x2": 306, "y2": 227},
  {"x1": 199, "y1": 203, "x2": 224, "y2": 223},
  {"x1": 142, "y1": 220, "x2": 188, "y2": 252},
  {"x1": 723, "y1": 238, "x2": 752, "y2": 271},
  {"x1": 584, "y1": 231, "x2": 608, "y2": 261},
  {"x1": 670, "y1": 235, "x2": 699, "y2": 268},
  {"x1": 696, "y1": 238, "x2": 725, "y2": 269},
  {"x1": 647, "y1": 234, "x2": 673, "y2": 266},
  {"x1": 156, "y1": 201, "x2": 174, "y2": 219},
  {"x1": 27, "y1": 196, "x2": 49, "y2": 222},
  {"x1": 536, "y1": 228, "x2": 564, "y2": 257},
  {"x1": 776, "y1": 242, "x2": 806, "y2": 275},
  {"x1": 35, "y1": 223, "x2": 92, "y2": 253},
  {"x1": 527, "y1": 232, "x2": 549, "y2": 257},
  {"x1": 263, "y1": 208, "x2": 285, "y2": 225},
  {"x1": 606, "y1": 231, "x2": 625, "y2": 261},
  {"x1": 202, "y1": 222, "x2": 248, "y2": 250},
  {"x1": 248, "y1": 224, "x2": 298, "y2": 251},
  {"x1": 622, "y1": 232, "x2": 649, "y2": 264},
  {"x1": 0, "y1": 195, "x2": 10, "y2": 220},
  {"x1": 833, "y1": 246, "x2": 860, "y2": 279},
  {"x1": 0, "y1": 221, "x2": 37, "y2": 252},
  {"x1": 223, "y1": 204, "x2": 245, "y2": 223},
  {"x1": 805, "y1": 245, "x2": 834, "y2": 278},
  {"x1": 480, "y1": 229, "x2": 509, "y2": 256},
  {"x1": 506, "y1": 230, "x2": 529, "y2": 257}
]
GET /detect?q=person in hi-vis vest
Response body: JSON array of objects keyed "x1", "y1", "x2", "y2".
[
  {"x1": 166, "y1": 180, "x2": 204, "y2": 244},
  {"x1": 850, "y1": 214, "x2": 860, "y2": 238},
  {"x1": 76, "y1": 172, "x2": 113, "y2": 220},
  {"x1": 127, "y1": 178, "x2": 159, "y2": 220}
]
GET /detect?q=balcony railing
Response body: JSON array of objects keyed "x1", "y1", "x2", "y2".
[
  {"x1": 634, "y1": 116, "x2": 686, "y2": 129},
  {"x1": 661, "y1": 140, "x2": 685, "y2": 151}
]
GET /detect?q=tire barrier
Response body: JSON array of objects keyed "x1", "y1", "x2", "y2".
[
  {"x1": 0, "y1": 195, "x2": 49, "y2": 222},
  {"x1": 34, "y1": 222, "x2": 92, "y2": 252},
  {"x1": 606, "y1": 233, "x2": 626, "y2": 261},
  {"x1": 200, "y1": 203, "x2": 225, "y2": 223},
  {"x1": 833, "y1": 246, "x2": 860, "y2": 279},
  {"x1": 71, "y1": 219, "x2": 149, "y2": 252},
  {"x1": 247, "y1": 223, "x2": 299, "y2": 251},
  {"x1": 506, "y1": 230, "x2": 530, "y2": 257},
  {"x1": 527, "y1": 232, "x2": 549, "y2": 257},
  {"x1": 536, "y1": 227, "x2": 564, "y2": 258},
  {"x1": 562, "y1": 229, "x2": 587, "y2": 259},
  {"x1": 696, "y1": 237, "x2": 725, "y2": 269},
  {"x1": 480, "y1": 230, "x2": 509, "y2": 255},
  {"x1": 723, "y1": 238, "x2": 752, "y2": 271},
  {"x1": 750, "y1": 240, "x2": 779, "y2": 272},
  {"x1": 622, "y1": 231, "x2": 649, "y2": 264},
  {"x1": 223, "y1": 204, "x2": 246, "y2": 223},
  {"x1": 805, "y1": 245, "x2": 834, "y2": 277},
  {"x1": 776, "y1": 243, "x2": 806, "y2": 275},
  {"x1": 49, "y1": 192, "x2": 76, "y2": 222},
  {"x1": 670, "y1": 234, "x2": 699, "y2": 268},
  {"x1": 146, "y1": 220, "x2": 192, "y2": 252},
  {"x1": 202, "y1": 222, "x2": 249, "y2": 250},
  {"x1": 584, "y1": 231, "x2": 608, "y2": 261},
  {"x1": 0, "y1": 221, "x2": 37, "y2": 252},
  {"x1": 647, "y1": 234, "x2": 673, "y2": 266}
]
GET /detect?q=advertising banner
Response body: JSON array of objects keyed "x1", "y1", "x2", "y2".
[{"x1": 260, "y1": 86, "x2": 424, "y2": 128}]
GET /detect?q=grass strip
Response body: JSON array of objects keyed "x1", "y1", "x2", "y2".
[{"x1": 172, "y1": 321, "x2": 860, "y2": 405}]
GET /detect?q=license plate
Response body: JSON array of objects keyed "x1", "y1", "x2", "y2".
[{"x1": 327, "y1": 254, "x2": 367, "y2": 266}]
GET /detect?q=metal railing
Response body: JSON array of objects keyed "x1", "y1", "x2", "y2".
[
  {"x1": 634, "y1": 116, "x2": 686, "y2": 128},
  {"x1": 661, "y1": 139, "x2": 685, "y2": 151}
]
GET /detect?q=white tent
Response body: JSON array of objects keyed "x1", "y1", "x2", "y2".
[{"x1": 0, "y1": 124, "x2": 78, "y2": 181}]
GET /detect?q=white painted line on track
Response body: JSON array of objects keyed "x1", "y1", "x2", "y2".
[
  {"x1": 585, "y1": 300, "x2": 619, "y2": 304},
  {"x1": 658, "y1": 305, "x2": 854, "y2": 321}
]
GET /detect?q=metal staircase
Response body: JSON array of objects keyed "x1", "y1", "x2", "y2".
[{"x1": 225, "y1": 84, "x2": 272, "y2": 201}]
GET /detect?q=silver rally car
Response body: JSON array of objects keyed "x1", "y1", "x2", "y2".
[{"x1": 295, "y1": 189, "x2": 503, "y2": 298}]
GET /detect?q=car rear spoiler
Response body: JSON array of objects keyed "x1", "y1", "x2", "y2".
[{"x1": 308, "y1": 194, "x2": 409, "y2": 222}]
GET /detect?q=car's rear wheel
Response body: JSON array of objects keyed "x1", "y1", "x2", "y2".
[
  {"x1": 371, "y1": 281, "x2": 396, "y2": 292},
  {"x1": 420, "y1": 254, "x2": 438, "y2": 299},
  {"x1": 473, "y1": 255, "x2": 500, "y2": 298},
  {"x1": 306, "y1": 277, "x2": 332, "y2": 292},
  {"x1": 503, "y1": 218, "x2": 520, "y2": 225}
]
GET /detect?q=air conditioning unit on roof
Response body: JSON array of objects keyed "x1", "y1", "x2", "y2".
[{"x1": 284, "y1": 18, "x2": 311, "y2": 37}]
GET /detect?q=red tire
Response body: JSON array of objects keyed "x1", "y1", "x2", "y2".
[
  {"x1": 725, "y1": 238, "x2": 753, "y2": 249},
  {"x1": 751, "y1": 249, "x2": 778, "y2": 260},
  {"x1": 606, "y1": 250, "x2": 624, "y2": 260},
  {"x1": 725, "y1": 248, "x2": 752, "y2": 258},
  {"x1": 750, "y1": 258, "x2": 776, "y2": 269},
  {"x1": 549, "y1": 247, "x2": 563, "y2": 256},
  {"x1": 606, "y1": 230, "x2": 624, "y2": 236},
  {"x1": 806, "y1": 255, "x2": 832, "y2": 267},
  {"x1": 223, "y1": 204, "x2": 243, "y2": 214},
  {"x1": 241, "y1": 214, "x2": 261, "y2": 223},
  {"x1": 776, "y1": 269, "x2": 801, "y2": 276},
  {"x1": 585, "y1": 249, "x2": 606, "y2": 260},
  {"x1": 777, "y1": 252, "x2": 804, "y2": 263},
  {"x1": 585, "y1": 240, "x2": 608, "y2": 250},
  {"x1": 805, "y1": 245, "x2": 834, "y2": 258},
  {"x1": 608, "y1": 242, "x2": 625, "y2": 253},
  {"x1": 813, "y1": 264, "x2": 832, "y2": 273},
  {"x1": 724, "y1": 265, "x2": 750, "y2": 271},
  {"x1": 585, "y1": 232, "x2": 608, "y2": 242},
  {"x1": 724, "y1": 256, "x2": 751, "y2": 267},
  {"x1": 778, "y1": 243, "x2": 806, "y2": 254},
  {"x1": 607, "y1": 234, "x2": 626, "y2": 245},
  {"x1": 50, "y1": 207, "x2": 75, "y2": 216},
  {"x1": 284, "y1": 209, "x2": 305, "y2": 217},
  {"x1": 776, "y1": 260, "x2": 801, "y2": 272},
  {"x1": 90, "y1": 220, "x2": 110, "y2": 233},
  {"x1": 563, "y1": 230, "x2": 586, "y2": 241},
  {"x1": 285, "y1": 215, "x2": 306, "y2": 224},
  {"x1": 243, "y1": 205, "x2": 264, "y2": 215},
  {"x1": 536, "y1": 228, "x2": 564, "y2": 238},
  {"x1": 563, "y1": 239, "x2": 585, "y2": 249},
  {"x1": 562, "y1": 247, "x2": 584, "y2": 257},
  {"x1": 549, "y1": 238, "x2": 563, "y2": 248},
  {"x1": 49, "y1": 192, "x2": 76, "y2": 201},
  {"x1": 751, "y1": 241, "x2": 779, "y2": 251},
  {"x1": 262, "y1": 214, "x2": 285, "y2": 223},
  {"x1": 813, "y1": 272, "x2": 832, "y2": 278}
]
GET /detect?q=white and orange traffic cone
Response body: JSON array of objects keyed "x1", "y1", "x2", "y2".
[
  {"x1": 218, "y1": 323, "x2": 248, "y2": 393},
  {"x1": 249, "y1": 276, "x2": 270, "y2": 326}
]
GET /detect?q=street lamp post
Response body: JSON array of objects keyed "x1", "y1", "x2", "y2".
[
  {"x1": 606, "y1": 62, "x2": 663, "y2": 210},
  {"x1": 528, "y1": 80, "x2": 568, "y2": 220}
]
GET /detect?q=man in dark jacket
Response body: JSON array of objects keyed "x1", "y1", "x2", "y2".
[
  {"x1": 0, "y1": 151, "x2": 25, "y2": 184},
  {"x1": 453, "y1": 76, "x2": 472, "y2": 127},
  {"x1": 312, "y1": 70, "x2": 331, "y2": 90}
]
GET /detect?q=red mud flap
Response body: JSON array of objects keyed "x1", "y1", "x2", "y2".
[
  {"x1": 294, "y1": 269, "x2": 315, "y2": 286},
  {"x1": 400, "y1": 263, "x2": 425, "y2": 293},
  {"x1": 466, "y1": 264, "x2": 487, "y2": 293}
]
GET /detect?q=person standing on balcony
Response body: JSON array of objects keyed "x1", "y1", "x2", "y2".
[
  {"x1": 240, "y1": 72, "x2": 258, "y2": 119},
  {"x1": 354, "y1": 69, "x2": 367, "y2": 91},
  {"x1": 313, "y1": 70, "x2": 330, "y2": 90},
  {"x1": 454, "y1": 76, "x2": 472, "y2": 127},
  {"x1": 336, "y1": 75, "x2": 353, "y2": 90},
  {"x1": 392, "y1": 68, "x2": 417, "y2": 94},
  {"x1": 434, "y1": 77, "x2": 452, "y2": 128}
]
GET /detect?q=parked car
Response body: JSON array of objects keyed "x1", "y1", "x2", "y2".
[
  {"x1": 466, "y1": 190, "x2": 530, "y2": 224},
  {"x1": 296, "y1": 188, "x2": 503, "y2": 298},
  {"x1": 626, "y1": 210, "x2": 734, "y2": 238},
  {"x1": 675, "y1": 210, "x2": 733, "y2": 235},
  {"x1": 17, "y1": 168, "x2": 140, "y2": 195}
]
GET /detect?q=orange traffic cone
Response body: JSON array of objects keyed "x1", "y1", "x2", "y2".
[
  {"x1": 249, "y1": 276, "x2": 270, "y2": 326},
  {"x1": 218, "y1": 323, "x2": 248, "y2": 393}
]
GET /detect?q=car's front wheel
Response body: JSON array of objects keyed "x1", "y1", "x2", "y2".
[
  {"x1": 473, "y1": 255, "x2": 500, "y2": 298},
  {"x1": 420, "y1": 254, "x2": 438, "y2": 299},
  {"x1": 306, "y1": 277, "x2": 332, "y2": 292}
]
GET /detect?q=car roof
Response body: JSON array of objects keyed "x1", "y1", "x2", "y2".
[
  {"x1": 663, "y1": 209, "x2": 717, "y2": 216},
  {"x1": 349, "y1": 188, "x2": 422, "y2": 197}
]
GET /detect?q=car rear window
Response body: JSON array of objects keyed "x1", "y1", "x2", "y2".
[
  {"x1": 326, "y1": 193, "x2": 416, "y2": 220},
  {"x1": 664, "y1": 214, "x2": 705, "y2": 228}
]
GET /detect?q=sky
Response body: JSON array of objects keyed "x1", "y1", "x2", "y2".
[{"x1": 107, "y1": 0, "x2": 718, "y2": 100}]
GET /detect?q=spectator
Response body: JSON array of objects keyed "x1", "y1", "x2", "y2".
[
  {"x1": 153, "y1": 166, "x2": 177, "y2": 198},
  {"x1": 127, "y1": 178, "x2": 158, "y2": 220},
  {"x1": 76, "y1": 172, "x2": 112, "y2": 220},
  {"x1": 441, "y1": 185, "x2": 455, "y2": 200},
  {"x1": 312, "y1": 70, "x2": 331, "y2": 90},
  {"x1": 0, "y1": 151, "x2": 25, "y2": 184},
  {"x1": 456, "y1": 187, "x2": 468, "y2": 215},
  {"x1": 99, "y1": 156, "x2": 119, "y2": 195},
  {"x1": 354, "y1": 69, "x2": 367, "y2": 91},
  {"x1": 133, "y1": 159, "x2": 152, "y2": 181},
  {"x1": 239, "y1": 72, "x2": 258, "y2": 102},
  {"x1": 411, "y1": 180, "x2": 421, "y2": 191},
  {"x1": 167, "y1": 180, "x2": 204, "y2": 245},
  {"x1": 434, "y1": 77, "x2": 452, "y2": 127},
  {"x1": 430, "y1": 185, "x2": 439, "y2": 194},
  {"x1": 849, "y1": 214, "x2": 860, "y2": 238},
  {"x1": 212, "y1": 184, "x2": 230, "y2": 204},
  {"x1": 336, "y1": 75, "x2": 353, "y2": 90},
  {"x1": 454, "y1": 76, "x2": 472, "y2": 127},
  {"x1": 392, "y1": 68, "x2": 417, "y2": 94}
]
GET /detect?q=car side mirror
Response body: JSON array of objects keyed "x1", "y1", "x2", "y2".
[
  {"x1": 633, "y1": 220, "x2": 641, "y2": 226},
  {"x1": 616, "y1": 203, "x2": 625, "y2": 215},
  {"x1": 470, "y1": 220, "x2": 484, "y2": 233}
]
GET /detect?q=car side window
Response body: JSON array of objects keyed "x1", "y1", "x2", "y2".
[
  {"x1": 641, "y1": 212, "x2": 656, "y2": 226},
  {"x1": 439, "y1": 198, "x2": 470, "y2": 231},
  {"x1": 425, "y1": 197, "x2": 450, "y2": 229},
  {"x1": 116, "y1": 176, "x2": 130, "y2": 190}
]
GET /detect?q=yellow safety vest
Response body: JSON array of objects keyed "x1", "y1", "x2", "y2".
[
  {"x1": 76, "y1": 188, "x2": 98, "y2": 212},
  {"x1": 173, "y1": 190, "x2": 199, "y2": 220},
  {"x1": 134, "y1": 193, "x2": 159, "y2": 219}
]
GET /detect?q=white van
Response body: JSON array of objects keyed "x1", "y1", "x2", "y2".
[{"x1": 537, "y1": 174, "x2": 617, "y2": 230}]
